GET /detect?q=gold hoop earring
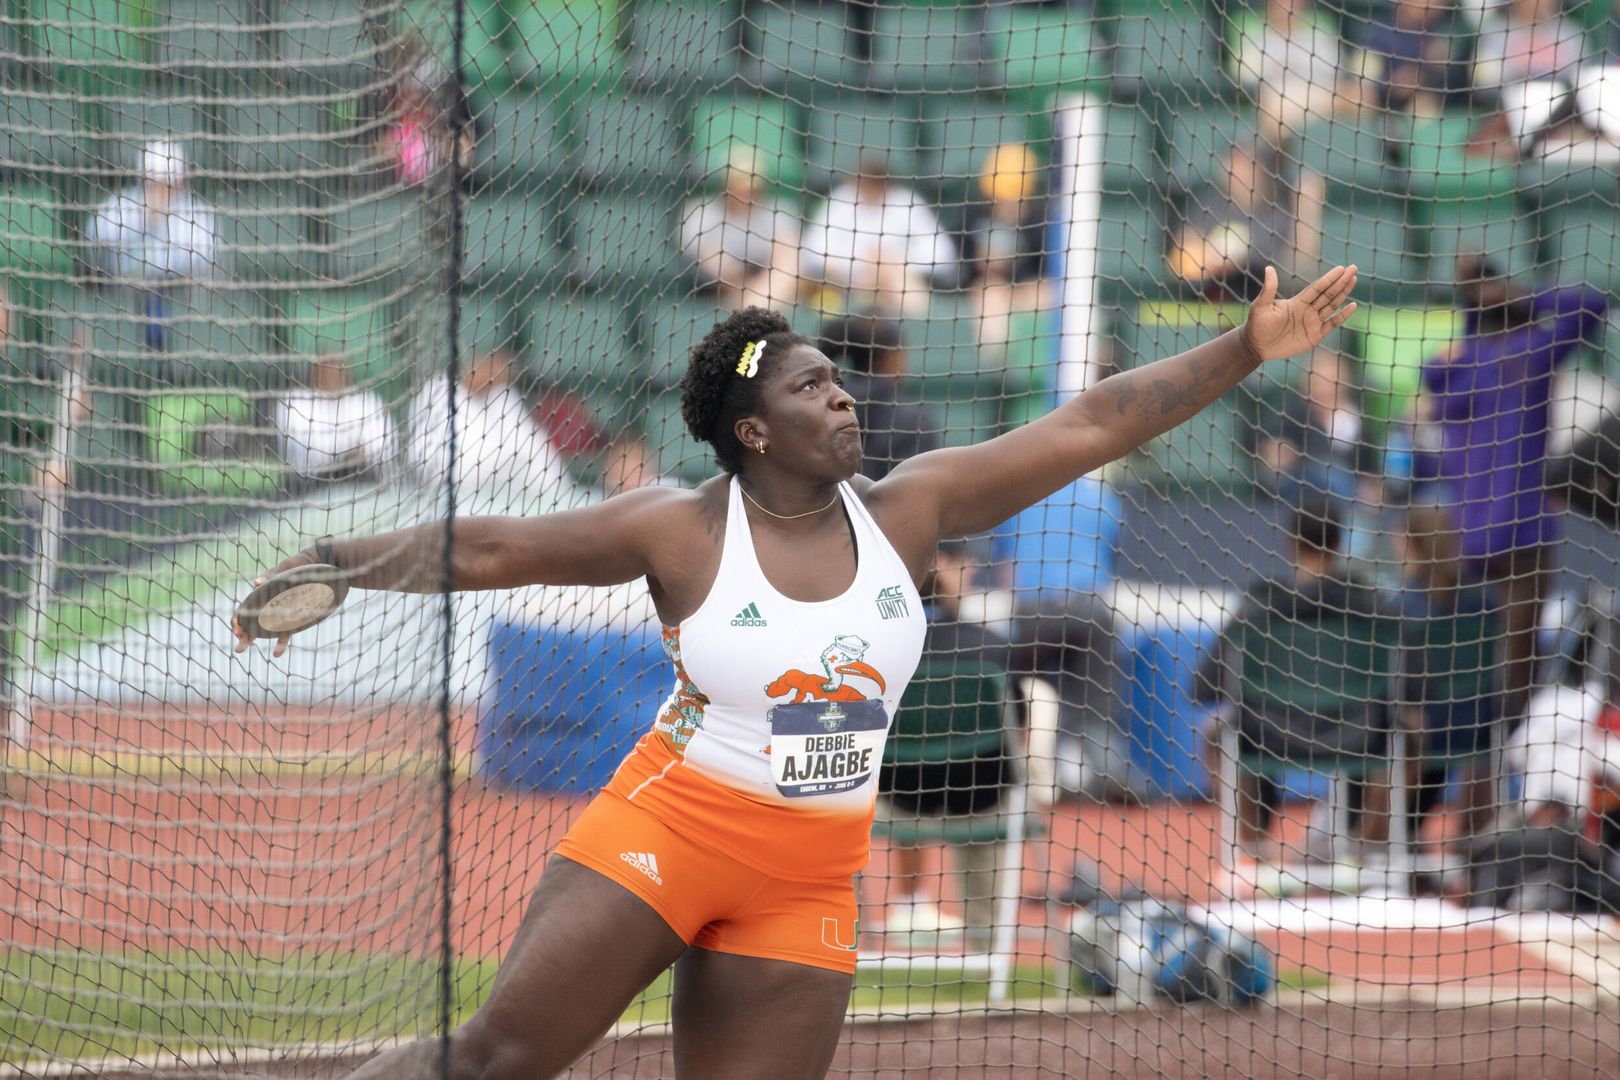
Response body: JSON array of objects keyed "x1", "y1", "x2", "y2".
[{"x1": 756, "y1": 441, "x2": 766, "y2": 454}]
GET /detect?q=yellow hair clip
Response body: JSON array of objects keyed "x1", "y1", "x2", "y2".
[{"x1": 736, "y1": 339, "x2": 767, "y2": 378}]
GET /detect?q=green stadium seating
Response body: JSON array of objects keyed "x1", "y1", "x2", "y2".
[
  {"x1": 746, "y1": 0, "x2": 861, "y2": 93},
  {"x1": 1163, "y1": 103, "x2": 1258, "y2": 194},
  {"x1": 869, "y1": 3, "x2": 982, "y2": 93},
  {"x1": 159, "y1": 0, "x2": 264, "y2": 71},
  {"x1": 0, "y1": 185, "x2": 73, "y2": 279},
  {"x1": 0, "y1": 93, "x2": 93, "y2": 175},
  {"x1": 642, "y1": 292, "x2": 727, "y2": 387},
  {"x1": 1352, "y1": 306, "x2": 1464, "y2": 425},
  {"x1": 642, "y1": 390, "x2": 710, "y2": 484},
  {"x1": 1526, "y1": 159, "x2": 1620, "y2": 292},
  {"x1": 905, "y1": 294, "x2": 983, "y2": 381},
  {"x1": 286, "y1": 289, "x2": 399, "y2": 397},
  {"x1": 29, "y1": 0, "x2": 148, "y2": 67},
  {"x1": 1100, "y1": 105, "x2": 1157, "y2": 197},
  {"x1": 462, "y1": 193, "x2": 564, "y2": 283},
  {"x1": 524, "y1": 292, "x2": 641, "y2": 394},
  {"x1": 402, "y1": 285, "x2": 520, "y2": 376},
  {"x1": 215, "y1": 188, "x2": 315, "y2": 282},
  {"x1": 323, "y1": 193, "x2": 437, "y2": 285},
  {"x1": 216, "y1": 98, "x2": 339, "y2": 178},
  {"x1": 400, "y1": 0, "x2": 510, "y2": 89},
  {"x1": 479, "y1": 91, "x2": 572, "y2": 189},
  {"x1": 1294, "y1": 116, "x2": 1407, "y2": 211},
  {"x1": 804, "y1": 92, "x2": 924, "y2": 193},
  {"x1": 506, "y1": 0, "x2": 622, "y2": 90},
  {"x1": 146, "y1": 391, "x2": 279, "y2": 496},
  {"x1": 1116, "y1": 301, "x2": 1252, "y2": 491},
  {"x1": 568, "y1": 191, "x2": 681, "y2": 287},
  {"x1": 102, "y1": 101, "x2": 209, "y2": 176},
  {"x1": 917, "y1": 94, "x2": 1050, "y2": 196},
  {"x1": 1111, "y1": 11, "x2": 1225, "y2": 109},
  {"x1": 1318, "y1": 205, "x2": 1416, "y2": 306},
  {"x1": 161, "y1": 287, "x2": 276, "y2": 386},
  {"x1": 690, "y1": 95, "x2": 803, "y2": 191},
  {"x1": 1095, "y1": 192, "x2": 1168, "y2": 304},
  {"x1": 1541, "y1": 205, "x2": 1620, "y2": 296},
  {"x1": 1404, "y1": 114, "x2": 1529, "y2": 287},
  {"x1": 573, "y1": 92, "x2": 684, "y2": 189},
  {"x1": 627, "y1": 0, "x2": 737, "y2": 90},
  {"x1": 982, "y1": 2, "x2": 1111, "y2": 96},
  {"x1": 276, "y1": 0, "x2": 382, "y2": 76}
]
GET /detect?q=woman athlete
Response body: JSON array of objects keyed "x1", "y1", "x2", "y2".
[{"x1": 233, "y1": 264, "x2": 1357, "y2": 1079}]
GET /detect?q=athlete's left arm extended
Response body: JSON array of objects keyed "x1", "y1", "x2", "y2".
[{"x1": 881, "y1": 264, "x2": 1358, "y2": 538}]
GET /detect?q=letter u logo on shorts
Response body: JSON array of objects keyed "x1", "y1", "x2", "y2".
[{"x1": 821, "y1": 916, "x2": 857, "y2": 951}]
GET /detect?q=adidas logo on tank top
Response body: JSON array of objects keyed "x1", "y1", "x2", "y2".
[{"x1": 730, "y1": 602, "x2": 767, "y2": 627}]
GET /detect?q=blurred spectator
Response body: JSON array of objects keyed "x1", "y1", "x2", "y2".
[
  {"x1": 816, "y1": 313, "x2": 941, "y2": 481},
  {"x1": 1254, "y1": 348, "x2": 1372, "y2": 506},
  {"x1": 965, "y1": 143, "x2": 1053, "y2": 366},
  {"x1": 1506, "y1": 597, "x2": 1620, "y2": 834},
  {"x1": 1474, "y1": 0, "x2": 1590, "y2": 93},
  {"x1": 801, "y1": 154, "x2": 959, "y2": 317},
  {"x1": 600, "y1": 434, "x2": 679, "y2": 495},
  {"x1": 532, "y1": 380, "x2": 606, "y2": 465},
  {"x1": 1362, "y1": 0, "x2": 1475, "y2": 113},
  {"x1": 1509, "y1": 74, "x2": 1620, "y2": 165},
  {"x1": 679, "y1": 148, "x2": 801, "y2": 311},
  {"x1": 1234, "y1": 0, "x2": 1342, "y2": 147},
  {"x1": 1420, "y1": 256, "x2": 1607, "y2": 724},
  {"x1": 408, "y1": 347, "x2": 565, "y2": 488},
  {"x1": 1393, "y1": 501, "x2": 1502, "y2": 856},
  {"x1": 276, "y1": 355, "x2": 399, "y2": 486},
  {"x1": 876, "y1": 536, "x2": 1011, "y2": 936},
  {"x1": 1195, "y1": 497, "x2": 1403, "y2": 864},
  {"x1": 88, "y1": 140, "x2": 217, "y2": 284},
  {"x1": 1169, "y1": 139, "x2": 1319, "y2": 302},
  {"x1": 370, "y1": 31, "x2": 478, "y2": 188}
]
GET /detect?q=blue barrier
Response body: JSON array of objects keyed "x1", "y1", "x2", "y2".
[
  {"x1": 480, "y1": 620, "x2": 670, "y2": 794},
  {"x1": 1120, "y1": 620, "x2": 1217, "y2": 800}
]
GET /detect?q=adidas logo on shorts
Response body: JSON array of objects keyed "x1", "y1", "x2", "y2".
[
  {"x1": 730, "y1": 601, "x2": 767, "y2": 627},
  {"x1": 619, "y1": 851, "x2": 663, "y2": 886}
]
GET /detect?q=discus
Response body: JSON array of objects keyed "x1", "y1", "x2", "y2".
[{"x1": 234, "y1": 563, "x2": 350, "y2": 640}]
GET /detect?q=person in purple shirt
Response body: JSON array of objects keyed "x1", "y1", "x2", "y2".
[{"x1": 1421, "y1": 254, "x2": 1607, "y2": 724}]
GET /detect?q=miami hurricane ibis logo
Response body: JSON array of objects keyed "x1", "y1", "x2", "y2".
[{"x1": 765, "y1": 634, "x2": 888, "y2": 703}]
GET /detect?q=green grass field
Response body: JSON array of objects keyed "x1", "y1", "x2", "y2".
[{"x1": 2, "y1": 948, "x2": 1326, "y2": 1067}]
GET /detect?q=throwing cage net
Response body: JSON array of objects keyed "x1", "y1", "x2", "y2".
[{"x1": 1, "y1": 0, "x2": 1618, "y2": 1077}]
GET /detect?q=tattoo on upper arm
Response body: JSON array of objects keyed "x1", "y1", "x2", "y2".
[{"x1": 698, "y1": 490, "x2": 726, "y2": 543}]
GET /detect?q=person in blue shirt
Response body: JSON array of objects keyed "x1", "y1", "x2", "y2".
[
  {"x1": 1420, "y1": 255, "x2": 1607, "y2": 725},
  {"x1": 1361, "y1": 0, "x2": 1475, "y2": 113}
]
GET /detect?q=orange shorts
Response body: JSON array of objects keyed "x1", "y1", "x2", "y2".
[{"x1": 555, "y1": 790, "x2": 861, "y2": 975}]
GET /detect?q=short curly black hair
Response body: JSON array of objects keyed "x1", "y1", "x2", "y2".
[{"x1": 680, "y1": 307, "x2": 810, "y2": 473}]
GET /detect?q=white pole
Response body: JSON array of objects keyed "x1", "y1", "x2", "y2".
[
  {"x1": 9, "y1": 329, "x2": 89, "y2": 750},
  {"x1": 1054, "y1": 93, "x2": 1108, "y2": 401}
]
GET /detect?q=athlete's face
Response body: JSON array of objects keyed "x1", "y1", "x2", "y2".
[{"x1": 745, "y1": 345, "x2": 862, "y2": 479}]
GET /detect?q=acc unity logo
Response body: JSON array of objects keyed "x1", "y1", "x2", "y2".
[
  {"x1": 875, "y1": 585, "x2": 909, "y2": 620},
  {"x1": 730, "y1": 601, "x2": 768, "y2": 627}
]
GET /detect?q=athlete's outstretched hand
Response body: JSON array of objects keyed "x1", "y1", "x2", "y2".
[{"x1": 1244, "y1": 264, "x2": 1358, "y2": 363}]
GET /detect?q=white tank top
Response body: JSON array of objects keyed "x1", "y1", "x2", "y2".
[
  {"x1": 649, "y1": 474, "x2": 926, "y2": 812},
  {"x1": 606, "y1": 476, "x2": 926, "y2": 877}
]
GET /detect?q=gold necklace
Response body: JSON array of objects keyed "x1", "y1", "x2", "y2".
[{"x1": 741, "y1": 484, "x2": 840, "y2": 521}]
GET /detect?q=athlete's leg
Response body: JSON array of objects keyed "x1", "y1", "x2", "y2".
[
  {"x1": 670, "y1": 948, "x2": 852, "y2": 1080},
  {"x1": 343, "y1": 856, "x2": 687, "y2": 1080}
]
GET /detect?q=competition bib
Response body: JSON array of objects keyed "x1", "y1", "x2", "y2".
[{"x1": 768, "y1": 699, "x2": 888, "y2": 798}]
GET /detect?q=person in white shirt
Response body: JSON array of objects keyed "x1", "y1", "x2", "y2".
[
  {"x1": 276, "y1": 355, "x2": 400, "y2": 485},
  {"x1": 679, "y1": 148, "x2": 801, "y2": 311},
  {"x1": 800, "y1": 155, "x2": 959, "y2": 317},
  {"x1": 88, "y1": 140, "x2": 217, "y2": 283},
  {"x1": 408, "y1": 347, "x2": 566, "y2": 491},
  {"x1": 1234, "y1": 0, "x2": 1343, "y2": 148}
]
